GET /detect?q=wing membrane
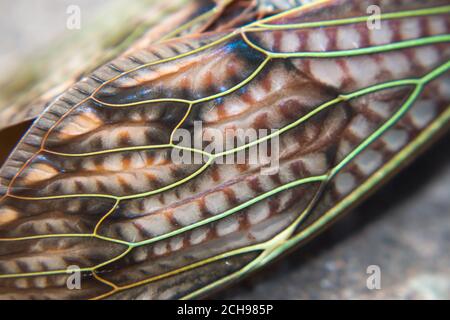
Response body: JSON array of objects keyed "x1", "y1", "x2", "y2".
[{"x1": 0, "y1": 0, "x2": 449, "y2": 299}]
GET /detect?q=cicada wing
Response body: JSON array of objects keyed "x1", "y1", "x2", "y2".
[{"x1": 0, "y1": 0, "x2": 449, "y2": 299}]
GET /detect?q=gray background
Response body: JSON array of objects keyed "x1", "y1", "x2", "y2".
[{"x1": 0, "y1": 0, "x2": 449, "y2": 299}]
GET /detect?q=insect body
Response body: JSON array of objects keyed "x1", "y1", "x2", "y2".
[{"x1": 0, "y1": 0, "x2": 448, "y2": 299}]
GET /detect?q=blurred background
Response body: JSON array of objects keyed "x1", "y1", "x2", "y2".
[
  {"x1": 0, "y1": 0, "x2": 113, "y2": 75},
  {"x1": 0, "y1": 0, "x2": 449, "y2": 299}
]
